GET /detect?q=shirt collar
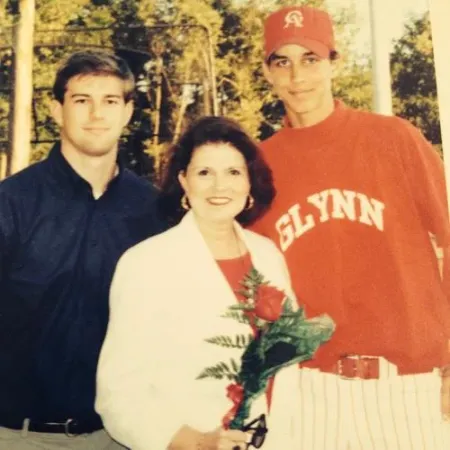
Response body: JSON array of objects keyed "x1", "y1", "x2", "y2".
[
  {"x1": 46, "y1": 142, "x2": 125, "y2": 195},
  {"x1": 282, "y1": 99, "x2": 345, "y2": 129}
]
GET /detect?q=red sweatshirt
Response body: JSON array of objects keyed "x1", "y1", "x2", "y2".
[{"x1": 251, "y1": 101, "x2": 450, "y2": 374}]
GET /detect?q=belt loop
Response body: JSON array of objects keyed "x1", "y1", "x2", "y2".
[
  {"x1": 21, "y1": 418, "x2": 30, "y2": 438},
  {"x1": 378, "y1": 356, "x2": 387, "y2": 378},
  {"x1": 65, "y1": 418, "x2": 75, "y2": 437},
  {"x1": 380, "y1": 357, "x2": 397, "y2": 378}
]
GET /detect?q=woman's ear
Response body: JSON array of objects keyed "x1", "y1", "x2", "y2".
[{"x1": 178, "y1": 171, "x2": 187, "y2": 193}]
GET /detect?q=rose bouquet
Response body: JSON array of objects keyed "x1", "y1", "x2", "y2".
[{"x1": 197, "y1": 266, "x2": 335, "y2": 440}]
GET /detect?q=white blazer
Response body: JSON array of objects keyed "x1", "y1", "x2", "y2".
[{"x1": 96, "y1": 211, "x2": 301, "y2": 449}]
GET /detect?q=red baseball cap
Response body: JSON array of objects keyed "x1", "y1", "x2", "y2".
[{"x1": 264, "y1": 6, "x2": 336, "y2": 60}]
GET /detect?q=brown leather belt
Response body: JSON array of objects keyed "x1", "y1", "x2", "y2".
[{"x1": 328, "y1": 354, "x2": 380, "y2": 380}]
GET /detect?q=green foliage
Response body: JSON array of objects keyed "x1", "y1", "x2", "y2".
[
  {"x1": 0, "y1": 0, "x2": 14, "y2": 26},
  {"x1": 391, "y1": 12, "x2": 440, "y2": 144},
  {"x1": 333, "y1": 62, "x2": 372, "y2": 112},
  {"x1": 221, "y1": 309, "x2": 250, "y2": 325},
  {"x1": 197, "y1": 263, "x2": 335, "y2": 430},
  {"x1": 229, "y1": 297, "x2": 335, "y2": 429},
  {"x1": 196, "y1": 358, "x2": 240, "y2": 381},
  {"x1": 0, "y1": 6, "x2": 14, "y2": 157},
  {"x1": 1, "y1": 0, "x2": 381, "y2": 176},
  {"x1": 35, "y1": 0, "x2": 91, "y2": 26},
  {"x1": 233, "y1": 266, "x2": 267, "y2": 300},
  {"x1": 205, "y1": 334, "x2": 253, "y2": 349}
]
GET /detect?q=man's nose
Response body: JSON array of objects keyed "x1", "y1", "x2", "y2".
[
  {"x1": 291, "y1": 63, "x2": 305, "y2": 83},
  {"x1": 90, "y1": 102, "x2": 105, "y2": 119}
]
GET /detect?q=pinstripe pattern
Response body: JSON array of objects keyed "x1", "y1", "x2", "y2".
[{"x1": 296, "y1": 359, "x2": 450, "y2": 449}]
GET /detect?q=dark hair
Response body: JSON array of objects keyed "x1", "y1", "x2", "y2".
[
  {"x1": 52, "y1": 50, "x2": 135, "y2": 104},
  {"x1": 330, "y1": 50, "x2": 340, "y2": 61},
  {"x1": 266, "y1": 49, "x2": 340, "y2": 65},
  {"x1": 158, "y1": 116, "x2": 276, "y2": 226}
]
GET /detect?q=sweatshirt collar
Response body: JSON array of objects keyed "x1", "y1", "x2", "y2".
[{"x1": 278, "y1": 99, "x2": 350, "y2": 147}]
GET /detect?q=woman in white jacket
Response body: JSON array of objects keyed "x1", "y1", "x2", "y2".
[{"x1": 95, "y1": 116, "x2": 300, "y2": 450}]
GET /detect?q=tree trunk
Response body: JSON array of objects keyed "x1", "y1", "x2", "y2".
[{"x1": 10, "y1": 0, "x2": 35, "y2": 175}]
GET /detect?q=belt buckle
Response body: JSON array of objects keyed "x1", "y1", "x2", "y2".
[
  {"x1": 64, "y1": 418, "x2": 76, "y2": 437},
  {"x1": 337, "y1": 353, "x2": 360, "y2": 380},
  {"x1": 337, "y1": 354, "x2": 379, "y2": 380}
]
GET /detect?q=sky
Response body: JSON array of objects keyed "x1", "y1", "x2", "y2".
[{"x1": 326, "y1": 0, "x2": 429, "y2": 55}]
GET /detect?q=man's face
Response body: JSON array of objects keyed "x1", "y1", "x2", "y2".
[
  {"x1": 263, "y1": 44, "x2": 335, "y2": 126},
  {"x1": 51, "y1": 74, "x2": 133, "y2": 158}
]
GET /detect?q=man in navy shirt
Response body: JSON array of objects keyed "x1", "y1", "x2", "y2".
[{"x1": 0, "y1": 50, "x2": 166, "y2": 449}]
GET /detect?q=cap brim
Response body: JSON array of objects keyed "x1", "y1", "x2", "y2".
[{"x1": 265, "y1": 37, "x2": 330, "y2": 60}]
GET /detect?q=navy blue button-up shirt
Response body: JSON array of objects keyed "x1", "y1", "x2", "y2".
[{"x1": 0, "y1": 144, "x2": 166, "y2": 421}]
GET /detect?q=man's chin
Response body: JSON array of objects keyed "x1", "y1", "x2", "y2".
[
  {"x1": 78, "y1": 141, "x2": 118, "y2": 156},
  {"x1": 285, "y1": 100, "x2": 316, "y2": 115}
]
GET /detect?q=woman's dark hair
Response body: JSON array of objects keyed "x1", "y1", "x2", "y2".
[{"x1": 158, "y1": 116, "x2": 276, "y2": 226}]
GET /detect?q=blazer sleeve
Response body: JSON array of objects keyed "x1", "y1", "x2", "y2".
[
  {"x1": 95, "y1": 248, "x2": 186, "y2": 450},
  {"x1": 0, "y1": 189, "x2": 18, "y2": 283}
]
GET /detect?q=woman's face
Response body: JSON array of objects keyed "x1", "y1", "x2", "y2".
[{"x1": 178, "y1": 142, "x2": 251, "y2": 225}]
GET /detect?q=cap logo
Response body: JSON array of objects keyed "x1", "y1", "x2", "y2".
[{"x1": 284, "y1": 10, "x2": 304, "y2": 29}]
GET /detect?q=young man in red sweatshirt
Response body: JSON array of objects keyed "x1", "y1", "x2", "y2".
[{"x1": 252, "y1": 5, "x2": 450, "y2": 449}]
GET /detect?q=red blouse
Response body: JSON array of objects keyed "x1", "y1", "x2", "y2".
[
  {"x1": 216, "y1": 253, "x2": 275, "y2": 407},
  {"x1": 216, "y1": 253, "x2": 253, "y2": 304}
]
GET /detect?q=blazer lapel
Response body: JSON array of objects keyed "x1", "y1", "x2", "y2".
[{"x1": 172, "y1": 212, "x2": 244, "y2": 318}]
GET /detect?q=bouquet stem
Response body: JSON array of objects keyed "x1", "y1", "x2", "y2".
[{"x1": 228, "y1": 394, "x2": 252, "y2": 430}]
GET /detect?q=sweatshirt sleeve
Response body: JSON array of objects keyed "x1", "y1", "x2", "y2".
[
  {"x1": 95, "y1": 248, "x2": 187, "y2": 450},
  {"x1": 397, "y1": 118, "x2": 450, "y2": 296},
  {"x1": 399, "y1": 118, "x2": 450, "y2": 245}
]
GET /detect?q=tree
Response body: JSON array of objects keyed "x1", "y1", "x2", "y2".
[
  {"x1": 1, "y1": 0, "x2": 377, "y2": 179},
  {"x1": 0, "y1": 1, "x2": 17, "y2": 174},
  {"x1": 391, "y1": 12, "x2": 440, "y2": 145}
]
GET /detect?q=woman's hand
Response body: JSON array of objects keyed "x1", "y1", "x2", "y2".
[
  {"x1": 169, "y1": 425, "x2": 248, "y2": 450},
  {"x1": 201, "y1": 427, "x2": 248, "y2": 450}
]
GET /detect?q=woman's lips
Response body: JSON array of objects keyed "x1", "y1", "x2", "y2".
[{"x1": 207, "y1": 197, "x2": 232, "y2": 205}]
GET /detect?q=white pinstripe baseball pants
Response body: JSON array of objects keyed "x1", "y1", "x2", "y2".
[{"x1": 289, "y1": 358, "x2": 450, "y2": 450}]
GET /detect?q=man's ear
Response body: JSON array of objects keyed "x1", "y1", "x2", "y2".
[
  {"x1": 50, "y1": 100, "x2": 63, "y2": 127},
  {"x1": 330, "y1": 59, "x2": 341, "y2": 79},
  {"x1": 263, "y1": 62, "x2": 274, "y2": 85},
  {"x1": 123, "y1": 100, "x2": 134, "y2": 126}
]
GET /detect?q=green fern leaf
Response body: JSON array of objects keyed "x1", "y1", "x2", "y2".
[
  {"x1": 196, "y1": 360, "x2": 239, "y2": 381},
  {"x1": 205, "y1": 334, "x2": 253, "y2": 349},
  {"x1": 221, "y1": 310, "x2": 250, "y2": 325}
]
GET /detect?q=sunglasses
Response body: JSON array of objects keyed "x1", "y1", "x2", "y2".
[{"x1": 241, "y1": 414, "x2": 268, "y2": 449}]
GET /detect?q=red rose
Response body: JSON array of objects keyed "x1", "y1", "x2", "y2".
[
  {"x1": 222, "y1": 383, "x2": 244, "y2": 428},
  {"x1": 253, "y1": 284, "x2": 285, "y2": 322}
]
